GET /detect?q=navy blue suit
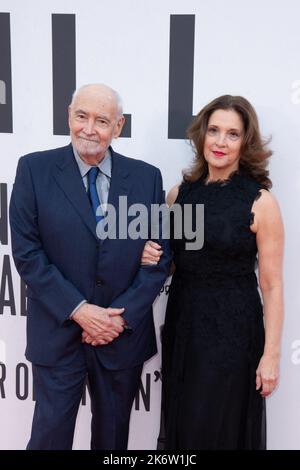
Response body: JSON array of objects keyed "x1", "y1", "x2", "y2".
[{"x1": 9, "y1": 144, "x2": 171, "y2": 449}]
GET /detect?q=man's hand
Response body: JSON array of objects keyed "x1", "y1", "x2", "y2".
[
  {"x1": 81, "y1": 314, "x2": 126, "y2": 346},
  {"x1": 72, "y1": 303, "x2": 125, "y2": 344}
]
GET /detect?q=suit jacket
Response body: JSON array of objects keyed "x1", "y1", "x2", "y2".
[{"x1": 9, "y1": 144, "x2": 171, "y2": 369}]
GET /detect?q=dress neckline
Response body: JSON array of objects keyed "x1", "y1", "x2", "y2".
[{"x1": 201, "y1": 170, "x2": 240, "y2": 187}]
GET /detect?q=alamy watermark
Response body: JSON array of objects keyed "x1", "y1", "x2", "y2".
[
  {"x1": 291, "y1": 339, "x2": 300, "y2": 365},
  {"x1": 0, "y1": 80, "x2": 6, "y2": 105},
  {"x1": 95, "y1": 196, "x2": 204, "y2": 251}
]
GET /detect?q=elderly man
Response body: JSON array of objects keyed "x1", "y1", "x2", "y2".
[{"x1": 9, "y1": 84, "x2": 171, "y2": 450}]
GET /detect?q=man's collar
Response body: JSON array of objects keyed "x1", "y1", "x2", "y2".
[{"x1": 72, "y1": 144, "x2": 112, "y2": 178}]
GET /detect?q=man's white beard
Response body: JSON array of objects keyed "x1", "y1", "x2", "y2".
[{"x1": 76, "y1": 137, "x2": 102, "y2": 158}]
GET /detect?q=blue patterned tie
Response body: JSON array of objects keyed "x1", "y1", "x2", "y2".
[{"x1": 88, "y1": 167, "x2": 103, "y2": 223}]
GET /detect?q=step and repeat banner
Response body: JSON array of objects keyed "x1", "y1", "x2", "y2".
[{"x1": 0, "y1": 0, "x2": 300, "y2": 450}]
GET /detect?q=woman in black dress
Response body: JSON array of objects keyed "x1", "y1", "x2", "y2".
[{"x1": 142, "y1": 95, "x2": 284, "y2": 449}]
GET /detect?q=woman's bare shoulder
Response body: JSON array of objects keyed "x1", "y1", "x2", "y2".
[{"x1": 166, "y1": 184, "x2": 180, "y2": 207}]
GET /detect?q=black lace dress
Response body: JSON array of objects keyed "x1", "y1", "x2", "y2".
[{"x1": 159, "y1": 171, "x2": 266, "y2": 450}]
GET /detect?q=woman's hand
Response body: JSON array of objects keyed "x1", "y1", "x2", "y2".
[
  {"x1": 256, "y1": 354, "x2": 279, "y2": 397},
  {"x1": 141, "y1": 240, "x2": 163, "y2": 265}
]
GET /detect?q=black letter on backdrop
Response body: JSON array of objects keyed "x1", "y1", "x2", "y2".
[
  {"x1": 52, "y1": 14, "x2": 131, "y2": 137},
  {"x1": 16, "y1": 363, "x2": 29, "y2": 400},
  {"x1": 168, "y1": 15, "x2": 195, "y2": 139},
  {"x1": 0, "y1": 184, "x2": 8, "y2": 245},
  {"x1": 52, "y1": 14, "x2": 76, "y2": 136},
  {"x1": 134, "y1": 373, "x2": 150, "y2": 411},
  {"x1": 20, "y1": 280, "x2": 27, "y2": 316},
  {"x1": 0, "y1": 255, "x2": 16, "y2": 316},
  {"x1": 0, "y1": 364, "x2": 6, "y2": 398},
  {"x1": 0, "y1": 13, "x2": 13, "y2": 133}
]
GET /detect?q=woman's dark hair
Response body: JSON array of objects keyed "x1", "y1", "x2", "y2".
[{"x1": 185, "y1": 94, "x2": 272, "y2": 188}]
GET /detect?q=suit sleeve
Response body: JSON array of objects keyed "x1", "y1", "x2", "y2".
[
  {"x1": 110, "y1": 168, "x2": 172, "y2": 329},
  {"x1": 9, "y1": 157, "x2": 85, "y2": 325}
]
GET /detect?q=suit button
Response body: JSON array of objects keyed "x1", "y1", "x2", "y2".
[{"x1": 95, "y1": 279, "x2": 104, "y2": 286}]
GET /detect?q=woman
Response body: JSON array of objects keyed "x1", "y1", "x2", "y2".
[{"x1": 142, "y1": 95, "x2": 284, "y2": 449}]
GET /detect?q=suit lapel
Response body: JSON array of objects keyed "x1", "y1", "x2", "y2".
[
  {"x1": 108, "y1": 150, "x2": 130, "y2": 207},
  {"x1": 52, "y1": 144, "x2": 98, "y2": 240},
  {"x1": 104, "y1": 149, "x2": 130, "y2": 242}
]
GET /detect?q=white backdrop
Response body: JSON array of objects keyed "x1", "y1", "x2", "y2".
[{"x1": 0, "y1": 0, "x2": 300, "y2": 450}]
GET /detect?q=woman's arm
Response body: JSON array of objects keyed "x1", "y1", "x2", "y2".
[
  {"x1": 251, "y1": 189, "x2": 284, "y2": 397},
  {"x1": 141, "y1": 184, "x2": 179, "y2": 266}
]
